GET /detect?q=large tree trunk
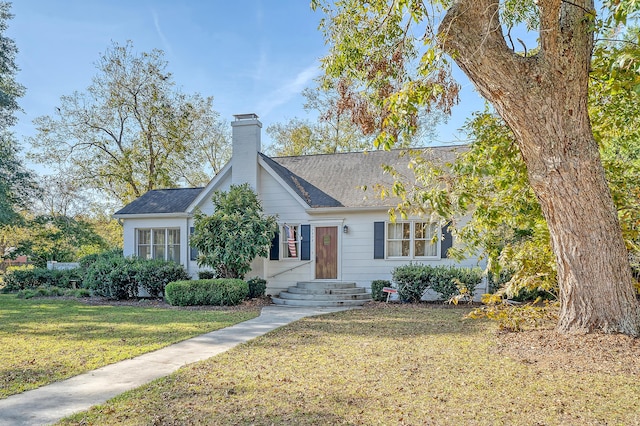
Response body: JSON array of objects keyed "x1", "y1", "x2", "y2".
[{"x1": 439, "y1": 0, "x2": 640, "y2": 335}]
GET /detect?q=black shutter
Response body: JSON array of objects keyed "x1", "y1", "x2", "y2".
[
  {"x1": 374, "y1": 221, "x2": 385, "y2": 259},
  {"x1": 300, "y1": 225, "x2": 311, "y2": 260},
  {"x1": 189, "y1": 227, "x2": 198, "y2": 261},
  {"x1": 441, "y1": 223, "x2": 453, "y2": 258},
  {"x1": 269, "y1": 230, "x2": 280, "y2": 260}
]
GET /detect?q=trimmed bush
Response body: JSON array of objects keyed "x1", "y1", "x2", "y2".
[
  {"x1": 165, "y1": 279, "x2": 249, "y2": 306},
  {"x1": 392, "y1": 263, "x2": 432, "y2": 303},
  {"x1": 2, "y1": 267, "x2": 83, "y2": 292},
  {"x1": 370, "y1": 280, "x2": 391, "y2": 302},
  {"x1": 246, "y1": 277, "x2": 267, "y2": 299},
  {"x1": 430, "y1": 266, "x2": 483, "y2": 301},
  {"x1": 392, "y1": 264, "x2": 483, "y2": 302},
  {"x1": 136, "y1": 260, "x2": 190, "y2": 298}
]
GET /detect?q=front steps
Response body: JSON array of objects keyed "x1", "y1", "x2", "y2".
[{"x1": 272, "y1": 281, "x2": 372, "y2": 307}]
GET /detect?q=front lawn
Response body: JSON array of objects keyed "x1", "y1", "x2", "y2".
[
  {"x1": 60, "y1": 304, "x2": 640, "y2": 425},
  {"x1": 0, "y1": 294, "x2": 259, "y2": 398}
]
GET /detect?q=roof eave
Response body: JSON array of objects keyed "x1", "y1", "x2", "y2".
[
  {"x1": 306, "y1": 205, "x2": 392, "y2": 214},
  {"x1": 112, "y1": 212, "x2": 192, "y2": 220}
]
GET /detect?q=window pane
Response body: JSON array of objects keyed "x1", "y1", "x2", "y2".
[
  {"x1": 168, "y1": 229, "x2": 180, "y2": 244},
  {"x1": 414, "y1": 222, "x2": 438, "y2": 257},
  {"x1": 138, "y1": 229, "x2": 150, "y2": 245},
  {"x1": 168, "y1": 245, "x2": 180, "y2": 263},
  {"x1": 137, "y1": 229, "x2": 151, "y2": 259},
  {"x1": 153, "y1": 229, "x2": 166, "y2": 245},
  {"x1": 388, "y1": 241, "x2": 402, "y2": 257},
  {"x1": 402, "y1": 240, "x2": 410, "y2": 256},
  {"x1": 153, "y1": 229, "x2": 166, "y2": 260},
  {"x1": 282, "y1": 225, "x2": 299, "y2": 258},
  {"x1": 387, "y1": 223, "x2": 397, "y2": 239},
  {"x1": 402, "y1": 223, "x2": 411, "y2": 239},
  {"x1": 138, "y1": 246, "x2": 151, "y2": 260}
]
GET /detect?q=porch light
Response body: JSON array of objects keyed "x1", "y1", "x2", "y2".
[{"x1": 343, "y1": 225, "x2": 349, "y2": 234}]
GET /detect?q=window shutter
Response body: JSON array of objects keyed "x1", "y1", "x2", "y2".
[
  {"x1": 189, "y1": 227, "x2": 198, "y2": 261},
  {"x1": 374, "y1": 221, "x2": 385, "y2": 259},
  {"x1": 441, "y1": 223, "x2": 453, "y2": 258},
  {"x1": 300, "y1": 225, "x2": 311, "y2": 260},
  {"x1": 269, "y1": 230, "x2": 280, "y2": 260}
]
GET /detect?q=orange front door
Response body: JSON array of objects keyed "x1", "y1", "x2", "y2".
[{"x1": 315, "y1": 226, "x2": 338, "y2": 279}]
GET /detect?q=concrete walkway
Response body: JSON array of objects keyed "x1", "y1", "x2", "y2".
[{"x1": 0, "y1": 305, "x2": 352, "y2": 426}]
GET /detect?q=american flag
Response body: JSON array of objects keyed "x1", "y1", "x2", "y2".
[{"x1": 285, "y1": 224, "x2": 297, "y2": 257}]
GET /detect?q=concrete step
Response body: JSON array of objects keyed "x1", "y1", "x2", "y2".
[
  {"x1": 296, "y1": 281, "x2": 357, "y2": 290},
  {"x1": 278, "y1": 291, "x2": 372, "y2": 301},
  {"x1": 286, "y1": 286, "x2": 367, "y2": 295},
  {"x1": 272, "y1": 297, "x2": 370, "y2": 307}
]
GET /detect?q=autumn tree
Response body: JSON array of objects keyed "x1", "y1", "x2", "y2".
[
  {"x1": 314, "y1": 0, "x2": 640, "y2": 335},
  {"x1": 267, "y1": 80, "x2": 373, "y2": 156},
  {"x1": 28, "y1": 41, "x2": 230, "y2": 205}
]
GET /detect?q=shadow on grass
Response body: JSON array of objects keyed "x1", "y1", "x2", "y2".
[{"x1": 260, "y1": 305, "x2": 486, "y2": 343}]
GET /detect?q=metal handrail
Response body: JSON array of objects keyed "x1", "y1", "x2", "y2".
[{"x1": 267, "y1": 260, "x2": 312, "y2": 279}]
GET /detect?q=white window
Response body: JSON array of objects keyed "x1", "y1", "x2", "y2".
[
  {"x1": 281, "y1": 224, "x2": 300, "y2": 259},
  {"x1": 386, "y1": 221, "x2": 439, "y2": 259},
  {"x1": 136, "y1": 228, "x2": 180, "y2": 262}
]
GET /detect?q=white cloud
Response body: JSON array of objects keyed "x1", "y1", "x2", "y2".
[
  {"x1": 257, "y1": 63, "x2": 321, "y2": 117},
  {"x1": 151, "y1": 9, "x2": 172, "y2": 55}
]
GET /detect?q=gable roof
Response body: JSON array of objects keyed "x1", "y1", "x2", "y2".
[
  {"x1": 265, "y1": 146, "x2": 463, "y2": 209},
  {"x1": 114, "y1": 145, "x2": 464, "y2": 216},
  {"x1": 114, "y1": 187, "x2": 204, "y2": 215}
]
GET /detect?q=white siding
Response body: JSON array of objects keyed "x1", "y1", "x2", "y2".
[{"x1": 122, "y1": 217, "x2": 192, "y2": 271}]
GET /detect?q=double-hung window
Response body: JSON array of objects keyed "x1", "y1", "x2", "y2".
[
  {"x1": 136, "y1": 228, "x2": 180, "y2": 263},
  {"x1": 281, "y1": 224, "x2": 300, "y2": 259},
  {"x1": 386, "y1": 221, "x2": 439, "y2": 259}
]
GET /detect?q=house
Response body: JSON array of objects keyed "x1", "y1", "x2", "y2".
[{"x1": 114, "y1": 113, "x2": 485, "y2": 305}]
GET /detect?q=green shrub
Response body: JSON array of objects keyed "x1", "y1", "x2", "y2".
[
  {"x1": 16, "y1": 289, "x2": 36, "y2": 299},
  {"x1": 136, "y1": 260, "x2": 190, "y2": 298},
  {"x1": 84, "y1": 256, "x2": 189, "y2": 300},
  {"x1": 198, "y1": 270, "x2": 215, "y2": 279},
  {"x1": 78, "y1": 248, "x2": 123, "y2": 269},
  {"x1": 430, "y1": 267, "x2": 483, "y2": 301},
  {"x1": 84, "y1": 256, "x2": 138, "y2": 299},
  {"x1": 2, "y1": 267, "x2": 83, "y2": 292},
  {"x1": 392, "y1": 263, "x2": 432, "y2": 302},
  {"x1": 165, "y1": 279, "x2": 249, "y2": 306},
  {"x1": 246, "y1": 277, "x2": 267, "y2": 299},
  {"x1": 391, "y1": 264, "x2": 483, "y2": 302},
  {"x1": 370, "y1": 280, "x2": 391, "y2": 302}
]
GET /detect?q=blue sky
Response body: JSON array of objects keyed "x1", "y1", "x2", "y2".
[{"x1": 8, "y1": 0, "x2": 482, "y2": 154}]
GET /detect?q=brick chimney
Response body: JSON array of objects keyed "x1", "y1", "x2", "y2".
[{"x1": 231, "y1": 113, "x2": 262, "y2": 190}]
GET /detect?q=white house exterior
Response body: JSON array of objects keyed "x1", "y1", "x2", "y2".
[{"x1": 114, "y1": 114, "x2": 485, "y2": 297}]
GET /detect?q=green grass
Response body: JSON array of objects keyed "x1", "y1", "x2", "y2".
[
  {"x1": 59, "y1": 305, "x2": 640, "y2": 425},
  {"x1": 0, "y1": 294, "x2": 259, "y2": 398}
]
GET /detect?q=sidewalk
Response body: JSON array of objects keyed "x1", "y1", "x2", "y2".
[{"x1": 0, "y1": 305, "x2": 352, "y2": 426}]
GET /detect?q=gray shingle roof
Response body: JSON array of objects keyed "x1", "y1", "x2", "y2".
[
  {"x1": 115, "y1": 145, "x2": 464, "y2": 215},
  {"x1": 267, "y1": 146, "x2": 463, "y2": 208},
  {"x1": 114, "y1": 187, "x2": 204, "y2": 215}
]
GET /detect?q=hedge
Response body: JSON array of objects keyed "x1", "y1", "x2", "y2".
[
  {"x1": 2, "y1": 267, "x2": 84, "y2": 292},
  {"x1": 392, "y1": 263, "x2": 483, "y2": 302},
  {"x1": 165, "y1": 279, "x2": 249, "y2": 306}
]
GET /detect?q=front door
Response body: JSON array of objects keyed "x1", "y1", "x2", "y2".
[{"x1": 315, "y1": 226, "x2": 338, "y2": 279}]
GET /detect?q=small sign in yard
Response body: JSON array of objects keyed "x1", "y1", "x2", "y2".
[{"x1": 382, "y1": 287, "x2": 397, "y2": 302}]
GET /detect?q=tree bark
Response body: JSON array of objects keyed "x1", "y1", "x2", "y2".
[{"x1": 439, "y1": 0, "x2": 640, "y2": 335}]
